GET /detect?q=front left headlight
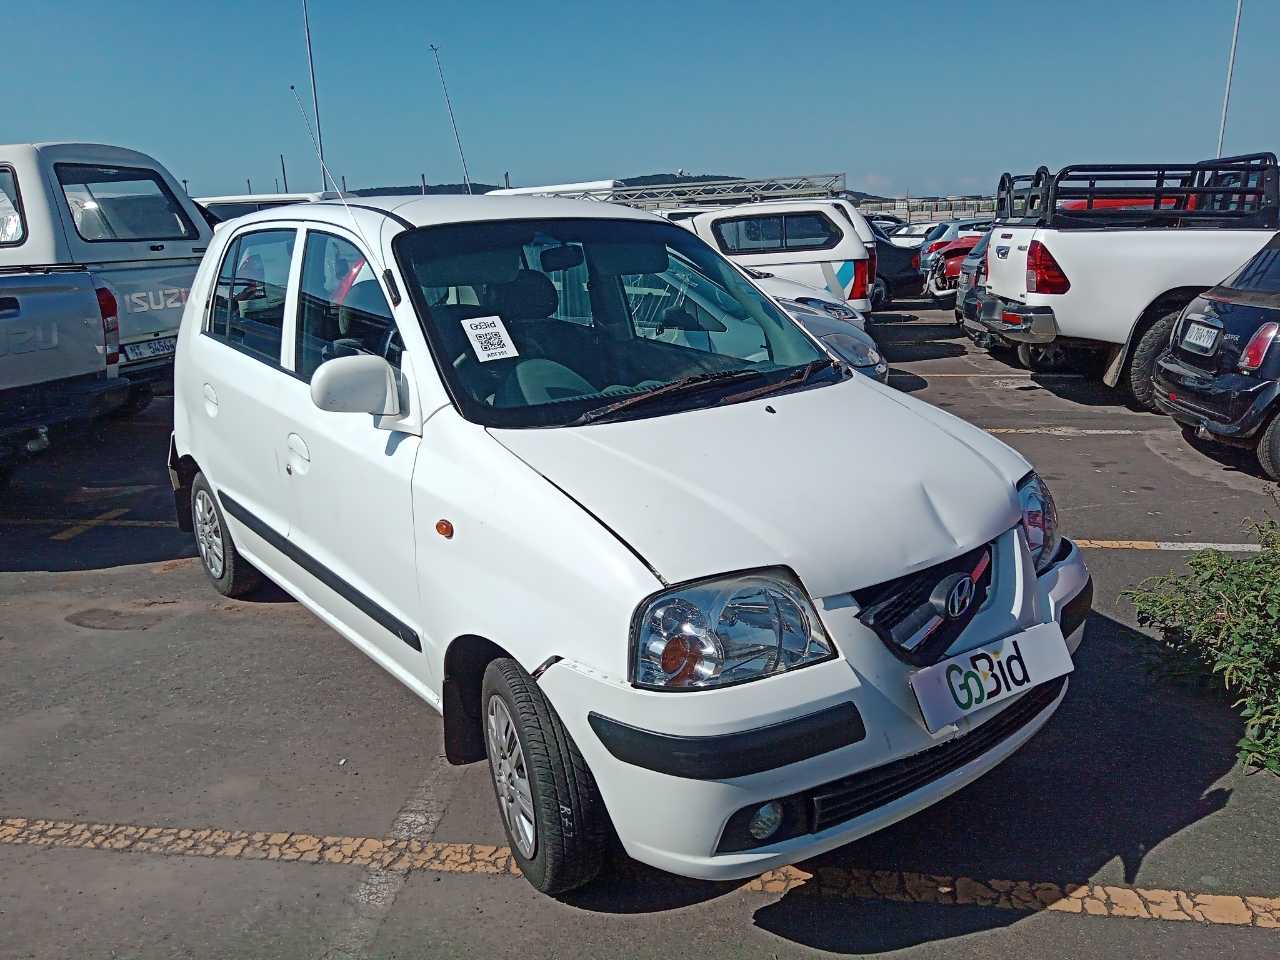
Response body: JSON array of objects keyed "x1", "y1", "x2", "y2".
[
  {"x1": 792, "y1": 296, "x2": 860, "y2": 323},
  {"x1": 1017, "y1": 471, "x2": 1062, "y2": 573},
  {"x1": 631, "y1": 569, "x2": 836, "y2": 690},
  {"x1": 821, "y1": 333, "x2": 880, "y2": 367}
]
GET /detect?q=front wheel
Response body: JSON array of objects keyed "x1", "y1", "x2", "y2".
[{"x1": 482, "y1": 658, "x2": 606, "y2": 894}]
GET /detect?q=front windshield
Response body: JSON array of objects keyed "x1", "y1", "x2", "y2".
[{"x1": 394, "y1": 217, "x2": 831, "y2": 428}]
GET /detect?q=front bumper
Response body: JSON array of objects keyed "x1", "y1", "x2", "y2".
[
  {"x1": 540, "y1": 538, "x2": 1090, "y2": 881},
  {"x1": 1153, "y1": 355, "x2": 1279, "y2": 442}
]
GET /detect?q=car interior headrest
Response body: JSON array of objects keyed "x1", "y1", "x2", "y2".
[{"x1": 493, "y1": 269, "x2": 559, "y2": 320}]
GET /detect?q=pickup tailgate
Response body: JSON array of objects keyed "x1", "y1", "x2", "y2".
[
  {"x1": 0, "y1": 270, "x2": 103, "y2": 390},
  {"x1": 95, "y1": 257, "x2": 201, "y2": 357},
  {"x1": 985, "y1": 226, "x2": 1038, "y2": 303}
]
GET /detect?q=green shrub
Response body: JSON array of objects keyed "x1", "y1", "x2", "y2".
[{"x1": 1124, "y1": 519, "x2": 1280, "y2": 774}]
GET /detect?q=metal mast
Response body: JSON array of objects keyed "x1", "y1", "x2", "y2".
[
  {"x1": 429, "y1": 43, "x2": 472, "y2": 195},
  {"x1": 301, "y1": 0, "x2": 327, "y2": 188},
  {"x1": 1217, "y1": 0, "x2": 1243, "y2": 158}
]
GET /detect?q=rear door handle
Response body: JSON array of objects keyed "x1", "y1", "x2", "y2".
[{"x1": 202, "y1": 383, "x2": 218, "y2": 417}]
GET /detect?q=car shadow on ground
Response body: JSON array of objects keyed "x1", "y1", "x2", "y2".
[
  {"x1": 565, "y1": 611, "x2": 1240, "y2": 953},
  {"x1": 1180, "y1": 433, "x2": 1273, "y2": 483},
  {"x1": 871, "y1": 316, "x2": 969, "y2": 365}
]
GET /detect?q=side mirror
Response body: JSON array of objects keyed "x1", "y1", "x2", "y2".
[{"x1": 310, "y1": 354, "x2": 401, "y2": 417}]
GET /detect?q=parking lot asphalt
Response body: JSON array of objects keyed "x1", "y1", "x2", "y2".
[{"x1": 2, "y1": 304, "x2": 1279, "y2": 959}]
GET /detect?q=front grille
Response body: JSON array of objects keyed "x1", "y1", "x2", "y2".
[
  {"x1": 853, "y1": 542, "x2": 995, "y2": 667},
  {"x1": 810, "y1": 676, "x2": 1066, "y2": 834}
]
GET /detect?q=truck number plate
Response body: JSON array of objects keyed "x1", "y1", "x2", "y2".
[
  {"x1": 123, "y1": 337, "x2": 178, "y2": 362},
  {"x1": 1182, "y1": 323, "x2": 1218, "y2": 352}
]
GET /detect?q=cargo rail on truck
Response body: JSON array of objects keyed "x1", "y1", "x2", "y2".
[{"x1": 995, "y1": 153, "x2": 1279, "y2": 230}]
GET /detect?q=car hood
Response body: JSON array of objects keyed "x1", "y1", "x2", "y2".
[{"x1": 489, "y1": 377, "x2": 1029, "y2": 598}]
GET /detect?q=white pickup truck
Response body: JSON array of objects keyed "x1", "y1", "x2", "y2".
[
  {"x1": 979, "y1": 154, "x2": 1279, "y2": 407},
  {"x1": 0, "y1": 142, "x2": 213, "y2": 426}
]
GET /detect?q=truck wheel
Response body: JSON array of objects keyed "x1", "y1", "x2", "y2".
[
  {"x1": 108, "y1": 384, "x2": 154, "y2": 419},
  {"x1": 1125, "y1": 310, "x2": 1178, "y2": 410},
  {"x1": 870, "y1": 278, "x2": 890, "y2": 310},
  {"x1": 1016, "y1": 343, "x2": 1067, "y2": 371},
  {"x1": 190, "y1": 472, "x2": 261, "y2": 597},
  {"x1": 1257, "y1": 414, "x2": 1280, "y2": 481},
  {"x1": 482, "y1": 658, "x2": 606, "y2": 895}
]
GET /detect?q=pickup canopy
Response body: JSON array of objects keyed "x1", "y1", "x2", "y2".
[{"x1": 995, "y1": 153, "x2": 1279, "y2": 231}]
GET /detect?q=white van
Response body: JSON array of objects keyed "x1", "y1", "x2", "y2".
[
  {"x1": 170, "y1": 195, "x2": 1091, "y2": 896},
  {"x1": 196, "y1": 192, "x2": 342, "y2": 223},
  {"x1": 687, "y1": 199, "x2": 875, "y2": 312},
  {"x1": 0, "y1": 142, "x2": 213, "y2": 413}
]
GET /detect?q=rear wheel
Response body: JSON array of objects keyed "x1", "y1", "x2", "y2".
[
  {"x1": 190, "y1": 472, "x2": 261, "y2": 597},
  {"x1": 1016, "y1": 343, "x2": 1068, "y2": 371},
  {"x1": 482, "y1": 658, "x2": 606, "y2": 894},
  {"x1": 870, "y1": 278, "x2": 890, "y2": 310},
  {"x1": 1257, "y1": 414, "x2": 1280, "y2": 481},
  {"x1": 1125, "y1": 310, "x2": 1179, "y2": 410}
]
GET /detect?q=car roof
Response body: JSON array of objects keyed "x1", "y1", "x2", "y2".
[{"x1": 223, "y1": 194, "x2": 663, "y2": 232}]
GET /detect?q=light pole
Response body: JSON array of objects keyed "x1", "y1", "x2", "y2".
[
  {"x1": 301, "y1": 0, "x2": 327, "y2": 188},
  {"x1": 1217, "y1": 0, "x2": 1243, "y2": 158}
]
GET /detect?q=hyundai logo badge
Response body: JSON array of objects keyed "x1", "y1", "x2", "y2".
[{"x1": 945, "y1": 577, "x2": 976, "y2": 619}]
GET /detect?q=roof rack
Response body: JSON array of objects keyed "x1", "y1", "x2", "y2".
[
  {"x1": 995, "y1": 153, "x2": 1279, "y2": 229},
  {"x1": 490, "y1": 173, "x2": 847, "y2": 210}
]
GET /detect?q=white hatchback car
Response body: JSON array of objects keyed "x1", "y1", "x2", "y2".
[{"x1": 169, "y1": 196, "x2": 1091, "y2": 895}]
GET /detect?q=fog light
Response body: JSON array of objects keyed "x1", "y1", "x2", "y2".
[{"x1": 747, "y1": 801, "x2": 785, "y2": 841}]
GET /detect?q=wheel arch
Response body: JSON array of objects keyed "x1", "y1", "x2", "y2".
[
  {"x1": 1103, "y1": 285, "x2": 1208, "y2": 387},
  {"x1": 442, "y1": 634, "x2": 518, "y2": 764},
  {"x1": 167, "y1": 435, "x2": 201, "y2": 532}
]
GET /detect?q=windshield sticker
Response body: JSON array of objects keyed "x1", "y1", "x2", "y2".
[{"x1": 461, "y1": 315, "x2": 519, "y2": 362}]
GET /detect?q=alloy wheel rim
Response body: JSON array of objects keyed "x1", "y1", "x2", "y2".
[
  {"x1": 193, "y1": 490, "x2": 225, "y2": 579},
  {"x1": 486, "y1": 695, "x2": 537, "y2": 858}
]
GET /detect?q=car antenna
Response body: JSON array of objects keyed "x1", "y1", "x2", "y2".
[{"x1": 289, "y1": 84, "x2": 399, "y2": 300}]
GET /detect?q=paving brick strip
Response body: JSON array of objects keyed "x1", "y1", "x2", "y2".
[{"x1": 4, "y1": 817, "x2": 1278, "y2": 928}]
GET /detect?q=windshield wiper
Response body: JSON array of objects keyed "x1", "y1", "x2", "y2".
[
  {"x1": 716, "y1": 358, "x2": 843, "y2": 405},
  {"x1": 570, "y1": 369, "x2": 767, "y2": 426}
]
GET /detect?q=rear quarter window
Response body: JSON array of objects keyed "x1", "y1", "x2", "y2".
[
  {"x1": 713, "y1": 212, "x2": 842, "y2": 254},
  {"x1": 55, "y1": 162, "x2": 198, "y2": 242},
  {"x1": 0, "y1": 166, "x2": 25, "y2": 245}
]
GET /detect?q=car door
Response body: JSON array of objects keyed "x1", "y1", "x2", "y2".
[
  {"x1": 184, "y1": 224, "x2": 301, "y2": 547},
  {"x1": 272, "y1": 225, "x2": 427, "y2": 681}
]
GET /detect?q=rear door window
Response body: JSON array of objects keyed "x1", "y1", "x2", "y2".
[
  {"x1": 55, "y1": 163, "x2": 197, "y2": 242},
  {"x1": 207, "y1": 228, "x2": 296, "y2": 364},
  {"x1": 0, "y1": 166, "x2": 24, "y2": 245},
  {"x1": 783, "y1": 213, "x2": 841, "y2": 250}
]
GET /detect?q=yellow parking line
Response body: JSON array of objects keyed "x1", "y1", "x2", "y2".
[
  {"x1": 48, "y1": 509, "x2": 131, "y2": 542},
  {"x1": 1, "y1": 817, "x2": 1276, "y2": 927},
  {"x1": 1076, "y1": 539, "x2": 1261, "y2": 553}
]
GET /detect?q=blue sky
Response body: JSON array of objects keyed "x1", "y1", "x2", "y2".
[{"x1": 9, "y1": 1, "x2": 1278, "y2": 198}]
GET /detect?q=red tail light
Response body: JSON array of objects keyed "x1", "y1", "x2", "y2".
[
  {"x1": 1239, "y1": 322, "x2": 1279, "y2": 372},
  {"x1": 96, "y1": 286, "x2": 120, "y2": 372},
  {"x1": 911, "y1": 253, "x2": 920, "y2": 270},
  {"x1": 848, "y1": 259, "x2": 869, "y2": 301},
  {"x1": 925, "y1": 239, "x2": 947, "y2": 254},
  {"x1": 1026, "y1": 240, "x2": 1070, "y2": 294},
  {"x1": 867, "y1": 246, "x2": 878, "y2": 284}
]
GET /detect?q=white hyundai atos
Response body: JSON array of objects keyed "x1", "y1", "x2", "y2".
[{"x1": 168, "y1": 196, "x2": 1091, "y2": 895}]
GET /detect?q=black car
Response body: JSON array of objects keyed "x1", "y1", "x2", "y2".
[
  {"x1": 868, "y1": 221, "x2": 925, "y2": 309},
  {"x1": 1153, "y1": 232, "x2": 1280, "y2": 478}
]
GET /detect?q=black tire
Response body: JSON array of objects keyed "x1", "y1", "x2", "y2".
[
  {"x1": 1125, "y1": 310, "x2": 1179, "y2": 410},
  {"x1": 482, "y1": 658, "x2": 606, "y2": 894},
  {"x1": 107, "y1": 384, "x2": 154, "y2": 419},
  {"x1": 190, "y1": 471, "x2": 261, "y2": 597},
  {"x1": 1257, "y1": 413, "x2": 1280, "y2": 481}
]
